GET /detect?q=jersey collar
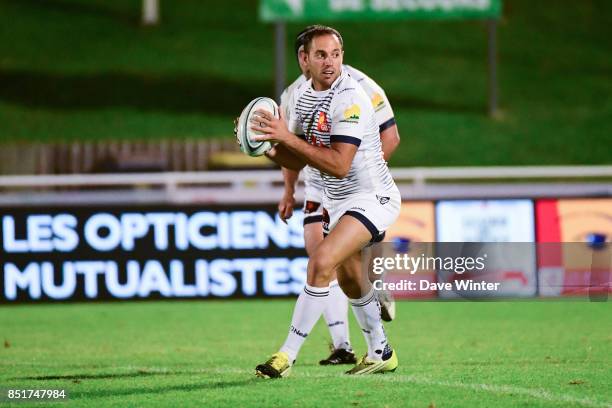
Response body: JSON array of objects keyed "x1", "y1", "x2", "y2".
[{"x1": 308, "y1": 67, "x2": 347, "y2": 95}]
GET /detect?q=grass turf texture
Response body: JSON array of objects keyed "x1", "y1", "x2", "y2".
[
  {"x1": 1, "y1": 1, "x2": 611, "y2": 166},
  {"x1": 1, "y1": 300, "x2": 610, "y2": 407}
]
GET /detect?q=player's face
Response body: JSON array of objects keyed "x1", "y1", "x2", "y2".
[{"x1": 305, "y1": 34, "x2": 343, "y2": 91}]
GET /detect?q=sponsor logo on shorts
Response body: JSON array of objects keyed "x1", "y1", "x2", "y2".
[
  {"x1": 304, "y1": 200, "x2": 321, "y2": 214},
  {"x1": 376, "y1": 195, "x2": 390, "y2": 205},
  {"x1": 322, "y1": 208, "x2": 330, "y2": 232},
  {"x1": 350, "y1": 207, "x2": 366, "y2": 212}
]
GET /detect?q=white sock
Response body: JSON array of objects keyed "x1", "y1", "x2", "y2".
[
  {"x1": 280, "y1": 284, "x2": 329, "y2": 362},
  {"x1": 350, "y1": 287, "x2": 389, "y2": 361},
  {"x1": 322, "y1": 280, "x2": 351, "y2": 351}
]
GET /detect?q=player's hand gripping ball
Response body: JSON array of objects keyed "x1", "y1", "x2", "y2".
[{"x1": 236, "y1": 97, "x2": 278, "y2": 157}]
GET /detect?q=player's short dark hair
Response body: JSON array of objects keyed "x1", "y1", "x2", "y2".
[{"x1": 295, "y1": 25, "x2": 343, "y2": 56}]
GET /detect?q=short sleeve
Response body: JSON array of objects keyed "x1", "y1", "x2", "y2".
[
  {"x1": 329, "y1": 91, "x2": 366, "y2": 147},
  {"x1": 370, "y1": 90, "x2": 395, "y2": 132},
  {"x1": 345, "y1": 66, "x2": 395, "y2": 132}
]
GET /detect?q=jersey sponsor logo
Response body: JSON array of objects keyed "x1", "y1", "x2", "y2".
[
  {"x1": 350, "y1": 206, "x2": 366, "y2": 212},
  {"x1": 341, "y1": 104, "x2": 361, "y2": 123},
  {"x1": 304, "y1": 200, "x2": 321, "y2": 214},
  {"x1": 376, "y1": 195, "x2": 390, "y2": 205},
  {"x1": 317, "y1": 111, "x2": 330, "y2": 132},
  {"x1": 371, "y1": 93, "x2": 386, "y2": 112}
]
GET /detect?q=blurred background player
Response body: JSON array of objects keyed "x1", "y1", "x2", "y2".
[
  {"x1": 250, "y1": 25, "x2": 400, "y2": 378},
  {"x1": 277, "y1": 26, "x2": 401, "y2": 366}
]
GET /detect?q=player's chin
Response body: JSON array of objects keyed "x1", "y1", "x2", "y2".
[{"x1": 321, "y1": 75, "x2": 335, "y2": 86}]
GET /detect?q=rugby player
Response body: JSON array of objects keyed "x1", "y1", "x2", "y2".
[
  {"x1": 277, "y1": 26, "x2": 401, "y2": 366},
  {"x1": 250, "y1": 26, "x2": 401, "y2": 378}
]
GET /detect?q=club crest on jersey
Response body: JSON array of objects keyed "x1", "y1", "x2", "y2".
[
  {"x1": 306, "y1": 133, "x2": 324, "y2": 147},
  {"x1": 376, "y1": 195, "x2": 390, "y2": 205},
  {"x1": 317, "y1": 111, "x2": 330, "y2": 132},
  {"x1": 341, "y1": 104, "x2": 361, "y2": 123},
  {"x1": 371, "y1": 93, "x2": 386, "y2": 112}
]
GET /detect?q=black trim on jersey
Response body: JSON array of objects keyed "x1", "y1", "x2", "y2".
[
  {"x1": 330, "y1": 135, "x2": 361, "y2": 147},
  {"x1": 344, "y1": 210, "x2": 378, "y2": 241},
  {"x1": 379, "y1": 118, "x2": 396, "y2": 133},
  {"x1": 303, "y1": 215, "x2": 323, "y2": 225}
]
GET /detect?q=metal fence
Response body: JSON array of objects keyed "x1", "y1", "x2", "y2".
[
  {"x1": 0, "y1": 139, "x2": 241, "y2": 175},
  {"x1": 0, "y1": 166, "x2": 610, "y2": 205}
]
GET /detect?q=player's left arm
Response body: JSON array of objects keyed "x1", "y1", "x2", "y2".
[
  {"x1": 265, "y1": 144, "x2": 306, "y2": 171},
  {"x1": 380, "y1": 121, "x2": 400, "y2": 162},
  {"x1": 361, "y1": 74, "x2": 401, "y2": 162},
  {"x1": 373, "y1": 90, "x2": 400, "y2": 162}
]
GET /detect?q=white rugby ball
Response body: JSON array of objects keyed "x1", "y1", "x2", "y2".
[{"x1": 237, "y1": 97, "x2": 278, "y2": 157}]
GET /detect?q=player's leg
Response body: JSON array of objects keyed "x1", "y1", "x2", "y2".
[
  {"x1": 302, "y1": 204, "x2": 355, "y2": 365},
  {"x1": 256, "y1": 211, "x2": 374, "y2": 378},
  {"x1": 255, "y1": 207, "x2": 336, "y2": 379},
  {"x1": 334, "y1": 234, "x2": 398, "y2": 374},
  {"x1": 334, "y1": 191, "x2": 401, "y2": 375},
  {"x1": 255, "y1": 248, "x2": 332, "y2": 378},
  {"x1": 274, "y1": 209, "x2": 362, "y2": 364},
  {"x1": 311, "y1": 216, "x2": 395, "y2": 367},
  {"x1": 274, "y1": 213, "x2": 331, "y2": 364},
  {"x1": 365, "y1": 241, "x2": 396, "y2": 322}
]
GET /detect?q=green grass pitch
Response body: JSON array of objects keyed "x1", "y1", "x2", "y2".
[{"x1": 1, "y1": 300, "x2": 610, "y2": 407}]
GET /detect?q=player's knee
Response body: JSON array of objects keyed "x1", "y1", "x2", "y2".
[{"x1": 307, "y1": 254, "x2": 334, "y2": 286}]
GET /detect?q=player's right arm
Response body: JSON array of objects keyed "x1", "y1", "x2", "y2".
[
  {"x1": 276, "y1": 83, "x2": 303, "y2": 222},
  {"x1": 253, "y1": 113, "x2": 356, "y2": 178},
  {"x1": 278, "y1": 167, "x2": 299, "y2": 221}
]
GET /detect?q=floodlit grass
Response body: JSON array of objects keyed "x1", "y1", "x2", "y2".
[
  {"x1": 0, "y1": 0, "x2": 610, "y2": 166},
  {"x1": 1, "y1": 300, "x2": 610, "y2": 407}
]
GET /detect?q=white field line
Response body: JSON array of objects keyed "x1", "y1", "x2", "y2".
[{"x1": 3, "y1": 365, "x2": 610, "y2": 408}]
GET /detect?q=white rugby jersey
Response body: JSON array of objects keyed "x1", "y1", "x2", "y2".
[
  {"x1": 279, "y1": 65, "x2": 396, "y2": 196},
  {"x1": 286, "y1": 68, "x2": 396, "y2": 201}
]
